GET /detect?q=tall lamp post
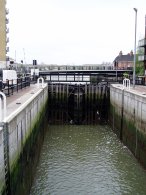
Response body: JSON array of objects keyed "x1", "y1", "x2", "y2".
[{"x1": 133, "y1": 8, "x2": 138, "y2": 88}]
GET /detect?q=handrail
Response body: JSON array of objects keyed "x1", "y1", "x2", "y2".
[
  {"x1": 1, "y1": 76, "x2": 31, "y2": 97},
  {"x1": 123, "y1": 78, "x2": 130, "y2": 90},
  {"x1": 0, "y1": 92, "x2": 6, "y2": 122}
]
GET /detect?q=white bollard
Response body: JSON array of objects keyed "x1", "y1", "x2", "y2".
[
  {"x1": 37, "y1": 77, "x2": 44, "y2": 88},
  {"x1": 0, "y1": 92, "x2": 6, "y2": 122}
]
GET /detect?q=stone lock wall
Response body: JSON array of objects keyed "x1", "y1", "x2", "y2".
[{"x1": 110, "y1": 84, "x2": 146, "y2": 168}]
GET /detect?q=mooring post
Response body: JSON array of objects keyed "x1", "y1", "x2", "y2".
[{"x1": 37, "y1": 77, "x2": 44, "y2": 88}]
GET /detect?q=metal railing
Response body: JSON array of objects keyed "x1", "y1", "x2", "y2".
[{"x1": 0, "y1": 76, "x2": 31, "y2": 96}]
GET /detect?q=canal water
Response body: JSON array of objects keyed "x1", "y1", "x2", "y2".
[{"x1": 30, "y1": 125, "x2": 146, "y2": 195}]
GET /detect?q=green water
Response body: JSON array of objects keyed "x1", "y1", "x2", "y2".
[{"x1": 30, "y1": 125, "x2": 146, "y2": 195}]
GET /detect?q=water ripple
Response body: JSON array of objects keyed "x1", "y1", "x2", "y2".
[{"x1": 30, "y1": 125, "x2": 146, "y2": 195}]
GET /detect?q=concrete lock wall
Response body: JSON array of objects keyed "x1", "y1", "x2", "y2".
[
  {"x1": 110, "y1": 84, "x2": 146, "y2": 168},
  {"x1": 0, "y1": 85, "x2": 48, "y2": 195}
]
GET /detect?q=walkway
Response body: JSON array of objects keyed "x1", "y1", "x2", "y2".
[{"x1": 2, "y1": 84, "x2": 45, "y2": 120}]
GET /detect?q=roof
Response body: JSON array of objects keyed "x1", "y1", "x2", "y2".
[{"x1": 114, "y1": 54, "x2": 134, "y2": 63}]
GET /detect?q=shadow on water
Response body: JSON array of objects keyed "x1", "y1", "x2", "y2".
[{"x1": 48, "y1": 83, "x2": 109, "y2": 125}]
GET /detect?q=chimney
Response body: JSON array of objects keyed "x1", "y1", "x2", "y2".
[
  {"x1": 130, "y1": 50, "x2": 133, "y2": 56},
  {"x1": 119, "y1": 51, "x2": 123, "y2": 56}
]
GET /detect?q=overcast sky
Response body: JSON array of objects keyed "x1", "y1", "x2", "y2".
[{"x1": 7, "y1": 0, "x2": 146, "y2": 65}]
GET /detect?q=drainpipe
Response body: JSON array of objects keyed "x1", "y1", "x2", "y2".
[{"x1": 144, "y1": 15, "x2": 146, "y2": 72}]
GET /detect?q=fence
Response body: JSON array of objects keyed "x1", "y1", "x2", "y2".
[{"x1": 0, "y1": 76, "x2": 31, "y2": 96}]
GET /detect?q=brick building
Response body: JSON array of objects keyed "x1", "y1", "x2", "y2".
[{"x1": 113, "y1": 51, "x2": 134, "y2": 69}]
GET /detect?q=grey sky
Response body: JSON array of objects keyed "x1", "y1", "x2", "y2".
[{"x1": 7, "y1": 0, "x2": 146, "y2": 65}]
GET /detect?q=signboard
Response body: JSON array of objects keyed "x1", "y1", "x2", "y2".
[{"x1": 31, "y1": 69, "x2": 39, "y2": 76}]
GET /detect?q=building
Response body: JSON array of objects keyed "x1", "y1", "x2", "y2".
[
  {"x1": 113, "y1": 51, "x2": 134, "y2": 69},
  {"x1": 138, "y1": 15, "x2": 146, "y2": 74},
  {"x1": 0, "y1": 0, "x2": 9, "y2": 67}
]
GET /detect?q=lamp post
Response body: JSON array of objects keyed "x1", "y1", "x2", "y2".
[{"x1": 133, "y1": 8, "x2": 137, "y2": 88}]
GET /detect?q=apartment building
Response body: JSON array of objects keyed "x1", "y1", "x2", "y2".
[
  {"x1": 0, "y1": 0, "x2": 9, "y2": 66},
  {"x1": 138, "y1": 15, "x2": 146, "y2": 73}
]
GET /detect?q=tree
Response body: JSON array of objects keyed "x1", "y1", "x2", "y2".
[{"x1": 136, "y1": 46, "x2": 144, "y2": 75}]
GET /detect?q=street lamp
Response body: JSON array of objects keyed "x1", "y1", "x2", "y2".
[{"x1": 133, "y1": 8, "x2": 137, "y2": 88}]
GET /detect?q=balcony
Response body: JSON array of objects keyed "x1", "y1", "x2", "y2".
[
  {"x1": 138, "y1": 39, "x2": 146, "y2": 47},
  {"x1": 6, "y1": 47, "x2": 9, "y2": 53},
  {"x1": 6, "y1": 18, "x2": 9, "y2": 24},
  {"x1": 138, "y1": 55, "x2": 146, "y2": 61},
  {"x1": 6, "y1": 37, "x2": 9, "y2": 43},
  {"x1": 6, "y1": 8, "x2": 9, "y2": 15},
  {"x1": 6, "y1": 28, "x2": 9, "y2": 34}
]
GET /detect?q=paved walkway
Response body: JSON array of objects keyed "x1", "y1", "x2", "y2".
[
  {"x1": 113, "y1": 84, "x2": 146, "y2": 95},
  {"x1": 3, "y1": 84, "x2": 43, "y2": 118},
  {"x1": 132, "y1": 85, "x2": 146, "y2": 93},
  {"x1": 125, "y1": 85, "x2": 146, "y2": 96}
]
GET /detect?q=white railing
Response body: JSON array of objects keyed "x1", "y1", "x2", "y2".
[{"x1": 123, "y1": 78, "x2": 130, "y2": 90}]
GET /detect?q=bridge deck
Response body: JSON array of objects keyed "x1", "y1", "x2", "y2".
[
  {"x1": 39, "y1": 69, "x2": 133, "y2": 83},
  {"x1": 39, "y1": 69, "x2": 132, "y2": 75}
]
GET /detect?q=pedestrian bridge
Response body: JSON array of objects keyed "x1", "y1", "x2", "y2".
[{"x1": 39, "y1": 69, "x2": 133, "y2": 83}]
